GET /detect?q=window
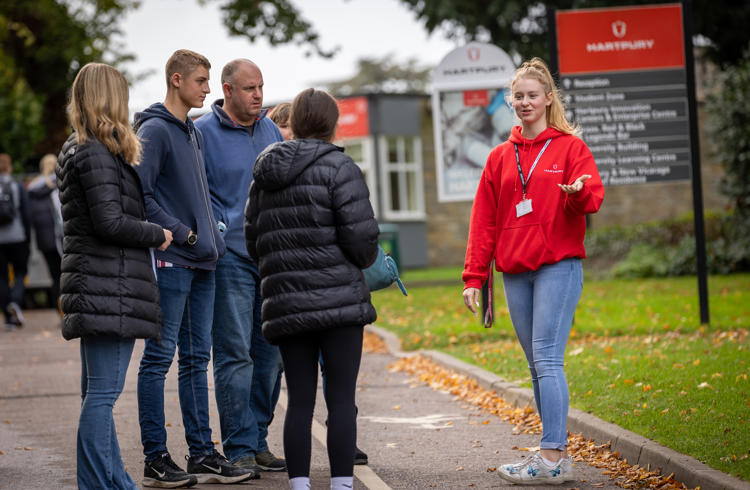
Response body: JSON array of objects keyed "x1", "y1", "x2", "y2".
[
  {"x1": 339, "y1": 138, "x2": 378, "y2": 218},
  {"x1": 378, "y1": 136, "x2": 425, "y2": 220}
]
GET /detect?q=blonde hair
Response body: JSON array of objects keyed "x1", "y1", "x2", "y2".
[
  {"x1": 268, "y1": 102, "x2": 291, "y2": 126},
  {"x1": 166, "y1": 49, "x2": 211, "y2": 87},
  {"x1": 68, "y1": 63, "x2": 141, "y2": 164},
  {"x1": 511, "y1": 57, "x2": 577, "y2": 135},
  {"x1": 39, "y1": 153, "x2": 57, "y2": 175}
]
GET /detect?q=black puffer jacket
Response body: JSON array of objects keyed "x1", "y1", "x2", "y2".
[
  {"x1": 244, "y1": 139, "x2": 379, "y2": 345},
  {"x1": 56, "y1": 133, "x2": 165, "y2": 340}
]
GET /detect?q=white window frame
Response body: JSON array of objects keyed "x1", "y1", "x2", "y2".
[
  {"x1": 378, "y1": 135, "x2": 425, "y2": 221},
  {"x1": 338, "y1": 137, "x2": 378, "y2": 219}
]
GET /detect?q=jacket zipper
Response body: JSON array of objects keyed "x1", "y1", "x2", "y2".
[{"x1": 189, "y1": 128, "x2": 218, "y2": 258}]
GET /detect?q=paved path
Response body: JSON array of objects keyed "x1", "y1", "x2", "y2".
[{"x1": 0, "y1": 310, "x2": 633, "y2": 488}]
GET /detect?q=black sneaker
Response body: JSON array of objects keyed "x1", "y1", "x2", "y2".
[
  {"x1": 354, "y1": 446, "x2": 368, "y2": 465},
  {"x1": 255, "y1": 450, "x2": 287, "y2": 471},
  {"x1": 186, "y1": 450, "x2": 256, "y2": 484},
  {"x1": 143, "y1": 453, "x2": 197, "y2": 488}
]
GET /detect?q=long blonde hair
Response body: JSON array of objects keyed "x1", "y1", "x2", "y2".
[
  {"x1": 68, "y1": 63, "x2": 142, "y2": 164},
  {"x1": 511, "y1": 57, "x2": 577, "y2": 135}
]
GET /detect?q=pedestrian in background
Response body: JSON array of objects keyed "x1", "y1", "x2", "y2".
[
  {"x1": 27, "y1": 153, "x2": 63, "y2": 311},
  {"x1": 195, "y1": 58, "x2": 286, "y2": 474},
  {"x1": 56, "y1": 62, "x2": 173, "y2": 489},
  {"x1": 245, "y1": 88, "x2": 379, "y2": 490},
  {"x1": 462, "y1": 57, "x2": 605, "y2": 485},
  {"x1": 268, "y1": 102, "x2": 292, "y2": 140},
  {"x1": 0, "y1": 152, "x2": 30, "y2": 330}
]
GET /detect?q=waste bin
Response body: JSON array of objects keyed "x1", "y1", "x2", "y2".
[{"x1": 378, "y1": 223, "x2": 400, "y2": 269}]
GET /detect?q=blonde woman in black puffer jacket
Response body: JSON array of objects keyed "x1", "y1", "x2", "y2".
[{"x1": 56, "y1": 62, "x2": 172, "y2": 489}]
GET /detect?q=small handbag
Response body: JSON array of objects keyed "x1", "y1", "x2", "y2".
[{"x1": 362, "y1": 245, "x2": 407, "y2": 295}]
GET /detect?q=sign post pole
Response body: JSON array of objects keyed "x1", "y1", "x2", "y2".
[{"x1": 682, "y1": 0, "x2": 710, "y2": 324}]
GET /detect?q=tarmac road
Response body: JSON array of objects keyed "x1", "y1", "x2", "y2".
[{"x1": 0, "y1": 310, "x2": 624, "y2": 489}]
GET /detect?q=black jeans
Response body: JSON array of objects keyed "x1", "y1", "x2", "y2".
[
  {"x1": 279, "y1": 326, "x2": 363, "y2": 478},
  {"x1": 0, "y1": 241, "x2": 28, "y2": 319}
]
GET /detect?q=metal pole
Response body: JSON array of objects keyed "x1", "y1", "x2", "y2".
[{"x1": 682, "y1": 0, "x2": 710, "y2": 324}]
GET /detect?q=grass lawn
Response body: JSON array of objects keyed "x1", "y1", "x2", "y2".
[{"x1": 371, "y1": 272, "x2": 750, "y2": 481}]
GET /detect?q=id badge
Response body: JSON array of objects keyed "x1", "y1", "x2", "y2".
[{"x1": 516, "y1": 198, "x2": 532, "y2": 218}]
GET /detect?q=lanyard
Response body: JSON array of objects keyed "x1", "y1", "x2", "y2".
[{"x1": 513, "y1": 138, "x2": 552, "y2": 198}]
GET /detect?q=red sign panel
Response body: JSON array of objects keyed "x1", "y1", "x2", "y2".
[
  {"x1": 336, "y1": 96, "x2": 370, "y2": 139},
  {"x1": 557, "y1": 4, "x2": 685, "y2": 74},
  {"x1": 463, "y1": 89, "x2": 489, "y2": 106}
]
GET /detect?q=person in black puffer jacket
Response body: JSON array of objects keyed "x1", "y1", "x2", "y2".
[
  {"x1": 57, "y1": 62, "x2": 172, "y2": 490},
  {"x1": 244, "y1": 88, "x2": 378, "y2": 490}
]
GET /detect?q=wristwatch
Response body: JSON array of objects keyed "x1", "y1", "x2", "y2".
[{"x1": 185, "y1": 230, "x2": 198, "y2": 246}]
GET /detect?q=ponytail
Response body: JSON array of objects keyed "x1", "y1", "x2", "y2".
[{"x1": 511, "y1": 57, "x2": 578, "y2": 135}]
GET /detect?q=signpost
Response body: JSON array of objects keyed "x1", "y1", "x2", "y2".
[
  {"x1": 431, "y1": 42, "x2": 516, "y2": 202},
  {"x1": 551, "y1": 1, "x2": 710, "y2": 323}
]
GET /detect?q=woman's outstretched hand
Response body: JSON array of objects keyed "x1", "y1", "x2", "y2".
[
  {"x1": 463, "y1": 287, "x2": 481, "y2": 315},
  {"x1": 558, "y1": 174, "x2": 591, "y2": 194}
]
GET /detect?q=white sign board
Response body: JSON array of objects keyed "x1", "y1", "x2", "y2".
[{"x1": 432, "y1": 43, "x2": 516, "y2": 202}]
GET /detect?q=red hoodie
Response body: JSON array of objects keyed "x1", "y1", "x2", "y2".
[{"x1": 463, "y1": 126, "x2": 605, "y2": 288}]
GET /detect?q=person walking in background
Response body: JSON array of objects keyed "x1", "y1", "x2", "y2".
[
  {"x1": 245, "y1": 88, "x2": 379, "y2": 490},
  {"x1": 0, "y1": 153, "x2": 30, "y2": 330},
  {"x1": 56, "y1": 62, "x2": 173, "y2": 489},
  {"x1": 268, "y1": 102, "x2": 292, "y2": 141},
  {"x1": 135, "y1": 49, "x2": 253, "y2": 487},
  {"x1": 27, "y1": 153, "x2": 63, "y2": 311},
  {"x1": 462, "y1": 58, "x2": 605, "y2": 485},
  {"x1": 195, "y1": 58, "x2": 286, "y2": 475}
]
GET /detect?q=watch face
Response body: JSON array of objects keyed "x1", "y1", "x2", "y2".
[{"x1": 187, "y1": 233, "x2": 197, "y2": 245}]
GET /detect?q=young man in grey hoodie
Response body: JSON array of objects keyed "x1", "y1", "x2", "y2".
[{"x1": 134, "y1": 49, "x2": 255, "y2": 488}]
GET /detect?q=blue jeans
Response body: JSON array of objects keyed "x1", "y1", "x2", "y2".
[
  {"x1": 78, "y1": 336, "x2": 137, "y2": 489},
  {"x1": 502, "y1": 258, "x2": 583, "y2": 450},
  {"x1": 137, "y1": 267, "x2": 215, "y2": 460},
  {"x1": 212, "y1": 250, "x2": 283, "y2": 462}
]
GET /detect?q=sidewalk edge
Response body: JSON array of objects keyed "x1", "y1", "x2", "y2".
[{"x1": 366, "y1": 324, "x2": 750, "y2": 490}]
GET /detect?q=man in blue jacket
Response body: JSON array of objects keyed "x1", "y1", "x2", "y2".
[
  {"x1": 134, "y1": 49, "x2": 255, "y2": 487},
  {"x1": 195, "y1": 58, "x2": 285, "y2": 473}
]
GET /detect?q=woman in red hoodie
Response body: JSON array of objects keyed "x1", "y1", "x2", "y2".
[{"x1": 462, "y1": 58, "x2": 604, "y2": 485}]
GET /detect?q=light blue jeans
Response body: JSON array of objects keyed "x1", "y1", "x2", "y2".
[
  {"x1": 502, "y1": 258, "x2": 583, "y2": 450},
  {"x1": 78, "y1": 335, "x2": 137, "y2": 489},
  {"x1": 212, "y1": 250, "x2": 283, "y2": 462},
  {"x1": 137, "y1": 267, "x2": 216, "y2": 460}
]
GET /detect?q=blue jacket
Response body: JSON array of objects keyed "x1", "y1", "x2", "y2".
[
  {"x1": 195, "y1": 100, "x2": 282, "y2": 264},
  {"x1": 134, "y1": 103, "x2": 225, "y2": 269}
]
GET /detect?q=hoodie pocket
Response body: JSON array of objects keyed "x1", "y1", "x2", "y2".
[{"x1": 497, "y1": 223, "x2": 551, "y2": 272}]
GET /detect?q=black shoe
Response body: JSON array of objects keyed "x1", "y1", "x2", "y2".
[
  {"x1": 354, "y1": 446, "x2": 368, "y2": 465},
  {"x1": 186, "y1": 450, "x2": 256, "y2": 484},
  {"x1": 255, "y1": 450, "x2": 287, "y2": 471},
  {"x1": 143, "y1": 453, "x2": 197, "y2": 488}
]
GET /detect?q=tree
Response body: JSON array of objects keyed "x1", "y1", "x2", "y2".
[
  {"x1": 323, "y1": 55, "x2": 432, "y2": 96},
  {"x1": 0, "y1": 0, "x2": 138, "y2": 166}
]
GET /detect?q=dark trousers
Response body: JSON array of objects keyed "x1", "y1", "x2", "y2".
[
  {"x1": 42, "y1": 250, "x2": 61, "y2": 308},
  {"x1": 0, "y1": 241, "x2": 28, "y2": 319},
  {"x1": 279, "y1": 326, "x2": 363, "y2": 479}
]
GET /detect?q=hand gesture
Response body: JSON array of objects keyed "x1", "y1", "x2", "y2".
[
  {"x1": 558, "y1": 174, "x2": 591, "y2": 194},
  {"x1": 463, "y1": 287, "x2": 481, "y2": 315},
  {"x1": 158, "y1": 228, "x2": 173, "y2": 251}
]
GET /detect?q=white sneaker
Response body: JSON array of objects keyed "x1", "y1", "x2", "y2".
[{"x1": 497, "y1": 452, "x2": 575, "y2": 485}]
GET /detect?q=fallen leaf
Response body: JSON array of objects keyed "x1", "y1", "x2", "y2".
[
  {"x1": 697, "y1": 382, "x2": 713, "y2": 390},
  {"x1": 456, "y1": 466, "x2": 464, "y2": 471},
  {"x1": 693, "y1": 359, "x2": 700, "y2": 366},
  {"x1": 392, "y1": 405, "x2": 401, "y2": 410}
]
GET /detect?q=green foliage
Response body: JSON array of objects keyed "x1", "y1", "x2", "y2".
[
  {"x1": 203, "y1": 0, "x2": 337, "y2": 57},
  {"x1": 585, "y1": 212, "x2": 750, "y2": 278},
  {"x1": 0, "y1": 0, "x2": 138, "y2": 159},
  {"x1": 398, "y1": 0, "x2": 750, "y2": 68},
  {"x1": 0, "y1": 76, "x2": 45, "y2": 170}
]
